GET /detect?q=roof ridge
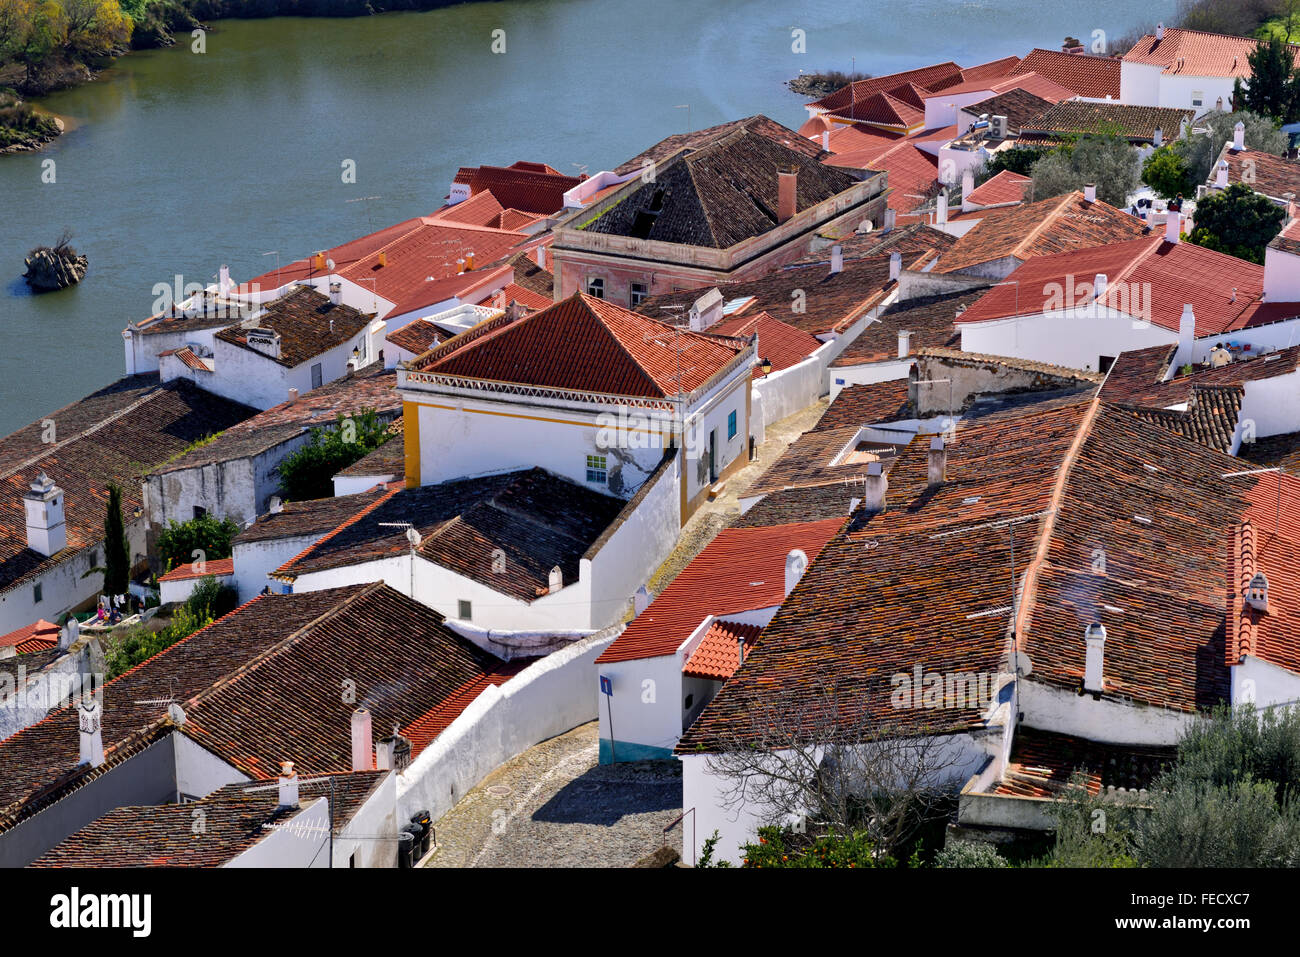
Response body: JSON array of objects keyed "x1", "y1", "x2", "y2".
[
  {"x1": 273, "y1": 485, "x2": 403, "y2": 580},
  {"x1": 679, "y1": 150, "x2": 724, "y2": 248},
  {"x1": 581, "y1": 295, "x2": 692, "y2": 398}
]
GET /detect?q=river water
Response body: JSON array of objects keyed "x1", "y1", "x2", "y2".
[{"x1": 0, "y1": 0, "x2": 1172, "y2": 435}]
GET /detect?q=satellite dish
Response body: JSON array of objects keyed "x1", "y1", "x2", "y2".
[
  {"x1": 405, "y1": 527, "x2": 423, "y2": 548},
  {"x1": 326, "y1": 258, "x2": 336, "y2": 272}
]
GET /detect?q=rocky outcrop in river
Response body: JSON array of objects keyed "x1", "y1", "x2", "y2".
[{"x1": 24, "y1": 242, "x2": 88, "y2": 292}]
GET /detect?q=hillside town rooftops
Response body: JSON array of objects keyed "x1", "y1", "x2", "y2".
[
  {"x1": 807, "y1": 62, "x2": 967, "y2": 114},
  {"x1": 1122, "y1": 27, "x2": 1300, "y2": 77},
  {"x1": 1210, "y1": 145, "x2": 1300, "y2": 202},
  {"x1": 709, "y1": 309, "x2": 823, "y2": 375},
  {"x1": 963, "y1": 170, "x2": 1034, "y2": 208},
  {"x1": 993, "y1": 727, "x2": 1173, "y2": 797},
  {"x1": 1007, "y1": 48, "x2": 1121, "y2": 99},
  {"x1": 1230, "y1": 471, "x2": 1300, "y2": 674},
  {"x1": 961, "y1": 89, "x2": 1056, "y2": 136},
  {"x1": 30, "y1": 771, "x2": 389, "y2": 868},
  {"x1": 935, "y1": 70, "x2": 1076, "y2": 103},
  {"x1": 595, "y1": 518, "x2": 844, "y2": 665},
  {"x1": 0, "y1": 619, "x2": 60, "y2": 654},
  {"x1": 1099, "y1": 343, "x2": 1300, "y2": 408},
  {"x1": 215, "y1": 287, "x2": 374, "y2": 368},
  {"x1": 272, "y1": 468, "x2": 627, "y2": 602},
  {"x1": 157, "y1": 558, "x2": 235, "y2": 583},
  {"x1": 746, "y1": 425, "x2": 904, "y2": 498},
  {"x1": 830, "y1": 288, "x2": 983, "y2": 367},
  {"x1": 233, "y1": 488, "x2": 390, "y2": 546},
  {"x1": 814, "y1": 380, "x2": 914, "y2": 431}
]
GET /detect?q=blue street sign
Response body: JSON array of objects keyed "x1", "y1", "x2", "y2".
[{"x1": 599, "y1": 674, "x2": 613, "y2": 697}]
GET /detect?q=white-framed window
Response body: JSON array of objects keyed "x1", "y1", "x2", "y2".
[
  {"x1": 629, "y1": 282, "x2": 648, "y2": 307},
  {"x1": 458, "y1": 599, "x2": 472, "y2": 620},
  {"x1": 586, "y1": 454, "x2": 607, "y2": 484},
  {"x1": 586, "y1": 277, "x2": 605, "y2": 299},
  {"x1": 1191, "y1": 91, "x2": 1204, "y2": 107}
]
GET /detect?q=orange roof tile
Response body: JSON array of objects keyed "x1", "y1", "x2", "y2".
[
  {"x1": 158, "y1": 557, "x2": 235, "y2": 582},
  {"x1": 1123, "y1": 28, "x2": 1300, "y2": 78},
  {"x1": 682, "y1": 620, "x2": 763, "y2": 680},
  {"x1": 0, "y1": 619, "x2": 60, "y2": 654},
  {"x1": 1009, "y1": 48, "x2": 1121, "y2": 99},
  {"x1": 963, "y1": 170, "x2": 1033, "y2": 208}
]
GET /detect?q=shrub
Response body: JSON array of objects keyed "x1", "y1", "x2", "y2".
[
  {"x1": 154, "y1": 513, "x2": 240, "y2": 572},
  {"x1": 277, "y1": 408, "x2": 390, "y2": 502},
  {"x1": 934, "y1": 840, "x2": 1010, "y2": 868}
]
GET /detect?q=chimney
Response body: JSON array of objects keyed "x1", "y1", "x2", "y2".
[
  {"x1": 329, "y1": 280, "x2": 342, "y2": 306},
  {"x1": 536, "y1": 245, "x2": 546, "y2": 270},
  {"x1": 350, "y1": 708, "x2": 374, "y2": 771},
  {"x1": 1175, "y1": 304, "x2": 1197, "y2": 366},
  {"x1": 927, "y1": 436, "x2": 947, "y2": 487},
  {"x1": 897, "y1": 329, "x2": 912, "y2": 358},
  {"x1": 961, "y1": 168, "x2": 974, "y2": 208},
  {"x1": 1246, "y1": 571, "x2": 1269, "y2": 613},
  {"x1": 548, "y1": 565, "x2": 563, "y2": 594},
  {"x1": 60, "y1": 615, "x2": 79, "y2": 651},
  {"x1": 376, "y1": 726, "x2": 411, "y2": 772},
  {"x1": 821, "y1": 129, "x2": 830, "y2": 151},
  {"x1": 689, "y1": 288, "x2": 724, "y2": 331},
  {"x1": 777, "y1": 170, "x2": 798, "y2": 224},
  {"x1": 1083, "y1": 182, "x2": 1097, "y2": 203},
  {"x1": 1234, "y1": 121, "x2": 1245, "y2": 152},
  {"x1": 830, "y1": 244, "x2": 843, "y2": 274},
  {"x1": 1083, "y1": 622, "x2": 1106, "y2": 693},
  {"x1": 466, "y1": 251, "x2": 475, "y2": 271},
  {"x1": 1165, "y1": 211, "x2": 1181, "y2": 244},
  {"x1": 1215, "y1": 160, "x2": 1229, "y2": 189},
  {"x1": 1093, "y1": 273, "x2": 1108, "y2": 303},
  {"x1": 1156, "y1": 22, "x2": 1164, "y2": 41},
  {"x1": 736, "y1": 635, "x2": 746, "y2": 667},
  {"x1": 935, "y1": 192, "x2": 948, "y2": 225},
  {"x1": 862, "y1": 461, "x2": 888, "y2": 514},
  {"x1": 78, "y1": 697, "x2": 104, "y2": 767},
  {"x1": 456, "y1": 258, "x2": 466, "y2": 274},
  {"x1": 377, "y1": 252, "x2": 388, "y2": 268},
  {"x1": 277, "y1": 761, "x2": 299, "y2": 807},
  {"x1": 633, "y1": 584, "x2": 652, "y2": 617},
  {"x1": 287, "y1": 387, "x2": 299, "y2": 404},
  {"x1": 269, "y1": 495, "x2": 283, "y2": 514},
  {"x1": 219, "y1": 264, "x2": 232, "y2": 296},
  {"x1": 24, "y1": 472, "x2": 66, "y2": 557},
  {"x1": 784, "y1": 549, "x2": 809, "y2": 597},
  {"x1": 889, "y1": 250, "x2": 902, "y2": 281},
  {"x1": 314, "y1": 252, "x2": 326, "y2": 271}
]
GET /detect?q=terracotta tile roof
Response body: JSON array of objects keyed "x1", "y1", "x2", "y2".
[
  {"x1": 334, "y1": 430, "x2": 404, "y2": 480},
  {"x1": 808, "y1": 63, "x2": 965, "y2": 113},
  {"x1": 0, "y1": 583, "x2": 503, "y2": 832},
  {"x1": 0, "y1": 645, "x2": 65, "y2": 694},
  {"x1": 500, "y1": 250, "x2": 556, "y2": 302},
  {"x1": 154, "y1": 365, "x2": 399, "y2": 473},
  {"x1": 935, "y1": 191, "x2": 1147, "y2": 274},
  {"x1": 1008, "y1": 48, "x2": 1121, "y2": 99},
  {"x1": 824, "y1": 91, "x2": 925, "y2": 129},
  {"x1": 1019, "y1": 101, "x2": 1195, "y2": 143},
  {"x1": 1270, "y1": 216, "x2": 1300, "y2": 257},
  {"x1": 1115, "y1": 385, "x2": 1244, "y2": 453},
  {"x1": 215, "y1": 286, "x2": 373, "y2": 368},
  {"x1": 746, "y1": 425, "x2": 903, "y2": 498},
  {"x1": 959, "y1": 55, "x2": 1023, "y2": 84},
  {"x1": 794, "y1": 223, "x2": 958, "y2": 266},
  {"x1": 964, "y1": 170, "x2": 1033, "y2": 208},
  {"x1": 415, "y1": 293, "x2": 743, "y2": 399},
  {"x1": 1238, "y1": 430, "x2": 1300, "y2": 471},
  {"x1": 234, "y1": 489, "x2": 390, "y2": 545},
  {"x1": 0, "y1": 619, "x2": 59, "y2": 654},
  {"x1": 596, "y1": 519, "x2": 843, "y2": 664},
  {"x1": 387, "y1": 318, "x2": 449, "y2": 356},
  {"x1": 993, "y1": 727, "x2": 1172, "y2": 797},
  {"x1": 711, "y1": 310, "x2": 822, "y2": 375},
  {"x1": 962, "y1": 89, "x2": 1056, "y2": 134},
  {"x1": 936, "y1": 71, "x2": 1075, "y2": 103},
  {"x1": 682, "y1": 620, "x2": 763, "y2": 680},
  {"x1": 584, "y1": 129, "x2": 858, "y2": 249},
  {"x1": 0, "y1": 376, "x2": 256, "y2": 597},
  {"x1": 955, "y1": 235, "x2": 1271, "y2": 335},
  {"x1": 824, "y1": 132, "x2": 940, "y2": 222},
  {"x1": 1100, "y1": 342, "x2": 1300, "y2": 407},
  {"x1": 481, "y1": 281, "x2": 552, "y2": 313},
  {"x1": 158, "y1": 557, "x2": 235, "y2": 582},
  {"x1": 1123, "y1": 28, "x2": 1300, "y2": 78},
  {"x1": 402, "y1": 660, "x2": 532, "y2": 757},
  {"x1": 682, "y1": 394, "x2": 1276, "y2": 751},
  {"x1": 1229, "y1": 472, "x2": 1300, "y2": 672},
  {"x1": 815, "y1": 380, "x2": 913, "y2": 431},
  {"x1": 434, "y1": 190, "x2": 506, "y2": 226},
  {"x1": 732, "y1": 484, "x2": 864, "y2": 528},
  {"x1": 451, "y1": 161, "x2": 583, "y2": 215},
  {"x1": 158, "y1": 346, "x2": 211, "y2": 372},
  {"x1": 30, "y1": 771, "x2": 388, "y2": 867},
  {"x1": 639, "y1": 254, "x2": 900, "y2": 338},
  {"x1": 831, "y1": 288, "x2": 983, "y2": 367},
  {"x1": 614, "y1": 114, "x2": 822, "y2": 176},
  {"x1": 274, "y1": 469, "x2": 626, "y2": 602}
]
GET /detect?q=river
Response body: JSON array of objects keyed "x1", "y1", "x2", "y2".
[{"x1": 0, "y1": 0, "x2": 1174, "y2": 436}]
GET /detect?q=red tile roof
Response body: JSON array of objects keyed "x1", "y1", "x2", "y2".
[
  {"x1": 959, "y1": 55, "x2": 1023, "y2": 84},
  {"x1": 808, "y1": 63, "x2": 966, "y2": 113},
  {"x1": 158, "y1": 557, "x2": 235, "y2": 582},
  {"x1": 0, "y1": 619, "x2": 59, "y2": 654},
  {"x1": 711, "y1": 310, "x2": 822, "y2": 375},
  {"x1": 414, "y1": 293, "x2": 745, "y2": 399},
  {"x1": 956, "y1": 235, "x2": 1273, "y2": 336},
  {"x1": 934, "y1": 70, "x2": 1075, "y2": 103},
  {"x1": 451, "y1": 161, "x2": 583, "y2": 215},
  {"x1": 1009, "y1": 49, "x2": 1121, "y2": 99},
  {"x1": 479, "y1": 281, "x2": 552, "y2": 313},
  {"x1": 1228, "y1": 471, "x2": 1300, "y2": 673},
  {"x1": 596, "y1": 519, "x2": 844, "y2": 664},
  {"x1": 1212, "y1": 146, "x2": 1300, "y2": 201},
  {"x1": 682, "y1": 620, "x2": 763, "y2": 680},
  {"x1": 964, "y1": 170, "x2": 1033, "y2": 208},
  {"x1": 1123, "y1": 28, "x2": 1300, "y2": 78},
  {"x1": 994, "y1": 727, "x2": 1172, "y2": 797},
  {"x1": 402, "y1": 660, "x2": 532, "y2": 757},
  {"x1": 824, "y1": 130, "x2": 940, "y2": 222}
]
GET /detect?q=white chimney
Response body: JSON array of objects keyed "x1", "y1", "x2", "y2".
[
  {"x1": 1246, "y1": 571, "x2": 1269, "y2": 613},
  {"x1": 784, "y1": 549, "x2": 809, "y2": 597},
  {"x1": 1215, "y1": 160, "x2": 1229, "y2": 189},
  {"x1": 1165, "y1": 211, "x2": 1182, "y2": 244},
  {"x1": 936, "y1": 192, "x2": 948, "y2": 225},
  {"x1": 329, "y1": 280, "x2": 342, "y2": 306},
  {"x1": 1234, "y1": 121, "x2": 1245, "y2": 151},
  {"x1": 549, "y1": 565, "x2": 563, "y2": 594},
  {"x1": 78, "y1": 696, "x2": 104, "y2": 767},
  {"x1": 830, "y1": 244, "x2": 843, "y2": 274},
  {"x1": 350, "y1": 708, "x2": 374, "y2": 771},
  {"x1": 821, "y1": 129, "x2": 830, "y2": 151},
  {"x1": 1152, "y1": 127, "x2": 1163, "y2": 148},
  {"x1": 1083, "y1": 622, "x2": 1106, "y2": 692},
  {"x1": 1174, "y1": 304, "x2": 1197, "y2": 367},
  {"x1": 1156, "y1": 22, "x2": 1164, "y2": 41},
  {"x1": 24, "y1": 472, "x2": 66, "y2": 557},
  {"x1": 287, "y1": 388, "x2": 299, "y2": 404},
  {"x1": 1093, "y1": 273, "x2": 1108, "y2": 303},
  {"x1": 689, "y1": 288, "x2": 724, "y2": 331},
  {"x1": 218, "y1": 265, "x2": 232, "y2": 296},
  {"x1": 889, "y1": 250, "x2": 902, "y2": 281},
  {"x1": 536, "y1": 245, "x2": 546, "y2": 270},
  {"x1": 863, "y1": 461, "x2": 888, "y2": 514},
  {"x1": 961, "y1": 168, "x2": 974, "y2": 208},
  {"x1": 277, "y1": 760, "x2": 299, "y2": 807},
  {"x1": 1083, "y1": 182, "x2": 1097, "y2": 203},
  {"x1": 927, "y1": 436, "x2": 947, "y2": 487},
  {"x1": 897, "y1": 329, "x2": 912, "y2": 358},
  {"x1": 269, "y1": 495, "x2": 283, "y2": 514},
  {"x1": 633, "y1": 584, "x2": 652, "y2": 617},
  {"x1": 60, "y1": 615, "x2": 79, "y2": 651}
]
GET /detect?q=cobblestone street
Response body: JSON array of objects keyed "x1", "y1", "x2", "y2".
[{"x1": 424, "y1": 722, "x2": 683, "y2": 868}]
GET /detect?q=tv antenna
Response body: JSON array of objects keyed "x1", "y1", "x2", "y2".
[{"x1": 378, "y1": 521, "x2": 423, "y2": 597}]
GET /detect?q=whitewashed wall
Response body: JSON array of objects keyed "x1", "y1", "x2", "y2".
[
  {"x1": 232, "y1": 534, "x2": 320, "y2": 603},
  {"x1": 960, "y1": 308, "x2": 1179, "y2": 372}
]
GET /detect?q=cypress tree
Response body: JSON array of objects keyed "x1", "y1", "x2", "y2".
[{"x1": 104, "y1": 483, "x2": 130, "y2": 596}]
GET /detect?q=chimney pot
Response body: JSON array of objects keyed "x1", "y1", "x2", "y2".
[
  {"x1": 351, "y1": 708, "x2": 374, "y2": 771},
  {"x1": 1153, "y1": 127, "x2": 1163, "y2": 148},
  {"x1": 78, "y1": 696, "x2": 104, "y2": 767},
  {"x1": 1246, "y1": 571, "x2": 1269, "y2": 613},
  {"x1": 927, "y1": 436, "x2": 947, "y2": 487},
  {"x1": 784, "y1": 549, "x2": 809, "y2": 597},
  {"x1": 961, "y1": 168, "x2": 974, "y2": 207},
  {"x1": 897, "y1": 329, "x2": 912, "y2": 358},
  {"x1": 277, "y1": 760, "x2": 299, "y2": 807},
  {"x1": 1083, "y1": 622, "x2": 1106, "y2": 692},
  {"x1": 536, "y1": 245, "x2": 547, "y2": 270},
  {"x1": 1083, "y1": 183, "x2": 1097, "y2": 203},
  {"x1": 24, "y1": 472, "x2": 67, "y2": 557},
  {"x1": 633, "y1": 584, "x2": 652, "y2": 617},
  {"x1": 1234, "y1": 121, "x2": 1245, "y2": 152},
  {"x1": 1165, "y1": 211, "x2": 1182, "y2": 244},
  {"x1": 1216, "y1": 160, "x2": 1229, "y2": 189},
  {"x1": 863, "y1": 461, "x2": 888, "y2": 514},
  {"x1": 830, "y1": 245, "x2": 844, "y2": 274},
  {"x1": 777, "y1": 170, "x2": 798, "y2": 224},
  {"x1": 329, "y1": 280, "x2": 342, "y2": 306},
  {"x1": 288, "y1": 388, "x2": 299, "y2": 404},
  {"x1": 936, "y1": 192, "x2": 948, "y2": 225},
  {"x1": 1156, "y1": 22, "x2": 1164, "y2": 41},
  {"x1": 889, "y1": 250, "x2": 902, "y2": 282},
  {"x1": 821, "y1": 129, "x2": 830, "y2": 151}
]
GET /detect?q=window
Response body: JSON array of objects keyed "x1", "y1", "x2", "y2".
[
  {"x1": 586, "y1": 277, "x2": 605, "y2": 299},
  {"x1": 684, "y1": 694, "x2": 694, "y2": 711},
  {"x1": 192, "y1": 505, "x2": 207, "y2": 520},
  {"x1": 1098, "y1": 355, "x2": 1116, "y2": 374},
  {"x1": 311, "y1": 363, "x2": 323, "y2": 389},
  {"x1": 33, "y1": 582, "x2": 42, "y2": 604},
  {"x1": 458, "y1": 600, "x2": 472, "y2": 620},
  {"x1": 1191, "y1": 91, "x2": 1204, "y2": 107},
  {"x1": 629, "y1": 282, "x2": 648, "y2": 307},
  {"x1": 586, "y1": 454, "x2": 608, "y2": 484},
  {"x1": 727, "y1": 410, "x2": 738, "y2": 440}
]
